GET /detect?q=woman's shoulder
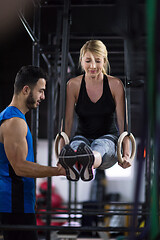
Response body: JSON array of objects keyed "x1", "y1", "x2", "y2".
[
  {"x1": 68, "y1": 75, "x2": 83, "y2": 83},
  {"x1": 107, "y1": 75, "x2": 124, "y2": 98},
  {"x1": 67, "y1": 75, "x2": 83, "y2": 88},
  {"x1": 107, "y1": 74, "x2": 124, "y2": 89},
  {"x1": 66, "y1": 75, "x2": 83, "y2": 98}
]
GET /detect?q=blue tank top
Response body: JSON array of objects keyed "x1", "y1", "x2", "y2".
[
  {"x1": 0, "y1": 106, "x2": 35, "y2": 213},
  {"x1": 75, "y1": 74, "x2": 119, "y2": 139}
]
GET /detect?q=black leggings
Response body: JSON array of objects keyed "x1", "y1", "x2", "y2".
[{"x1": 0, "y1": 213, "x2": 38, "y2": 240}]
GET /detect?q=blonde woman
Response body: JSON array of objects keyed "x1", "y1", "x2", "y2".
[{"x1": 59, "y1": 40, "x2": 130, "y2": 181}]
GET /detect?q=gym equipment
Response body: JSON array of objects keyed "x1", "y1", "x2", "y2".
[
  {"x1": 54, "y1": 131, "x2": 69, "y2": 159},
  {"x1": 117, "y1": 131, "x2": 136, "y2": 164}
]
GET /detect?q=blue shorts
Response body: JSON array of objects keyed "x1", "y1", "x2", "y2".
[{"x1": 70, "y1": 134, "x2": 118, "y2": 170}]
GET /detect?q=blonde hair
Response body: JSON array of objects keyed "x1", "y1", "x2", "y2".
[{"x1": 79, "y1": 40, "x2": 110, "y2": 74}]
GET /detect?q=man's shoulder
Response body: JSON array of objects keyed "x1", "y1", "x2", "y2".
[
  {"x1": 0, "y1": 106, "x2": 25, "y2": 121},
  {"x1": 2, "y1": 117, "x2": 27, "y2": 139}
]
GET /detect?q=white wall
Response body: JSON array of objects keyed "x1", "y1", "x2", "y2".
[{"x1": 36, "y1": 139, "x2": 145, "y2": 203}]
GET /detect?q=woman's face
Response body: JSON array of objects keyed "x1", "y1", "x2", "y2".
[{"x1": 81, "y1": 51, "x2": 104, "y2": 78}]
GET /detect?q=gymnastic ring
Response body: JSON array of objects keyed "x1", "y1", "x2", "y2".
[
  {"x1": 117, "y1": 131, "x2": 136, "y2": 164},
  {"x1": 54, "y1": 132, "x2": 69, "y2": 159}
]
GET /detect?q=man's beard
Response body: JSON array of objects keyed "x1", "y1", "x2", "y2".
[{"x1": 26, "y1": 91, "x2": 37, "y2": 109}]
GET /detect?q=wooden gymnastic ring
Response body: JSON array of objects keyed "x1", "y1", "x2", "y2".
[
  {"x1": 54, "y1": 132, "x2": 69, "y2": 158},
  {"x1": 117, "y1": 131, "x2": 136, "y2": 164}
]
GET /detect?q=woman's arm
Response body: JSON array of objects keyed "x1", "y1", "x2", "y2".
[
  {"x1": 109, "y1": 76, "x2": 131, "y2": 168},
  {"x1": 65, "y1": 78, "x2": 79, "y2": 138}
]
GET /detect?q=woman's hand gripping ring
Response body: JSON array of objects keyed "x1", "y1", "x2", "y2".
[
  {"x1": 54, "y1": 132, "x2": 69, "y2": 159},
  {"x1": 117, "y1": 131, "x2": 136, "y2": 164}
]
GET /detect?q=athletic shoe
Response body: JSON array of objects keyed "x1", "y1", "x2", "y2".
[
  {"x1": 76, "y1": 143, "x2": 94, "y2": 181},
  {"x1": 59, "y1": 145, "x2": 79, "y2": 181}
]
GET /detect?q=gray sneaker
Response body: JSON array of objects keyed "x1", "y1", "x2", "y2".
[
  {"x1": 59, "y1": 145, "x2": 79, "y2": 181},
  {"x1": 76, "y1": 143, "x2": 94, "y2": 181}
]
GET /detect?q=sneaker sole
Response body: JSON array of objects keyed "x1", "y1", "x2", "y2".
[
  {"x1": 77, "y1": 144, "x2": 94, "y2": 181},
  {"x1": 59, "y1": 147, "x2": 79, "y2": 181}
]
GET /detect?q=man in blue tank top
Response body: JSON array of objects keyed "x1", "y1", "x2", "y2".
[{"x1": 0, "y1": 65, "x2": 65, "y2": 240}]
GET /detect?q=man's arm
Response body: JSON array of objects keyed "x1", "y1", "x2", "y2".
[{"x1": 2, "y1": 117, "x2": 65, "y2": 178}]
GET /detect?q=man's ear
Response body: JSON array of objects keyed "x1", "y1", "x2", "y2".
[{"x1": 22, "y1": 85, "x2": 30, "y2": 95}]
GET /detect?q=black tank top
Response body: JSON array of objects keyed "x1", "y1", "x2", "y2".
[{"x1": 75, "y1": 74, "x2": 119, "y2": 139}]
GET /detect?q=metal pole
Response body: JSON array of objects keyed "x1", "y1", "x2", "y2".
[
  {"x1": 59, "y1": 0, "x2": 71, "y2": 131},
  {"x1": 41, "y1": 53, "x2": 53, "y2": 240},
  {"x1": 74, "y1": 181, "x2": 77, "y2": 221},
  {"x1": 47, "y1": 60, "x2": 52, "y2": 240},
  {"x1": 31, "y1": 5, "x2": 41, "y2": 239},
  {"x1": 18, "y1": 10, "x2": 38, "y2": 43},
  {"x1": 124, "y1": 39, "x2": 132, "y2": 133},
  {"x1": 53, "y1": 10, "x2": 62, "y2": 136},
  {"x1": 31, "y1": 7, "x2": 41, "y2": 229},
  {"x1": 31, "y1": 3, "x2": 40, "y2": 162},
  {"x1": 59, "y1": 0, "x2": 73, "y2": 225},
  {"x1": 68, "y1": 181, "x2": 72, "y2": 225},
  {"x1": 41, "y1": 8, "x2": 63, "y2": 237}
]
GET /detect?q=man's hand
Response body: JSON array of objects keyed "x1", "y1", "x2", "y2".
[{"x1": 57, "y1": 162, "x2": 66, "y2": 176}]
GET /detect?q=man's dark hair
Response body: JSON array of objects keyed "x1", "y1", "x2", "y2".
[{"x1": 14, "y1": 65, "x2": 47, "y2": 94}]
